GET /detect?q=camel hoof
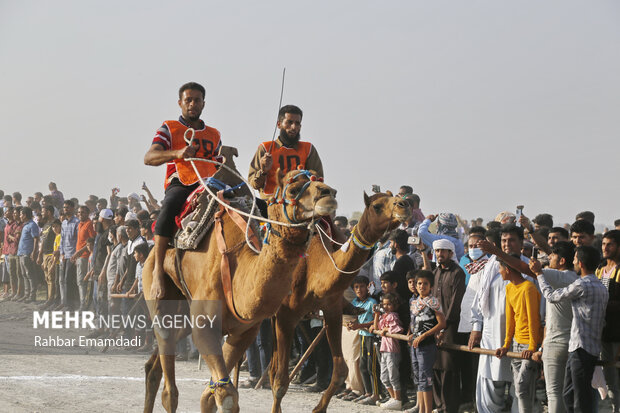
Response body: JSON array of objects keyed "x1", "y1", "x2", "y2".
[{"x1": 217, "y1": 395, "x2": 234, "y2": 413}]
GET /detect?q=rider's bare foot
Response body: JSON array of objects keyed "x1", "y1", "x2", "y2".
[{"x1": 151, "y1": 265, "x2": 165, "y2": 299}]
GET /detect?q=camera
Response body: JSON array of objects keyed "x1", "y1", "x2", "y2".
[{"x1": 407, "y1": 236, "x2": 420, "y2": 245}]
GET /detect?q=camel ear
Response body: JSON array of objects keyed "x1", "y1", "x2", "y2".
[
  {"x1": 363, "y1": 191, "x2": 371, "y2": 207},
  {"x1": 386, "y1": 190, "x2": 393, "y2": 196},
  {"x1": 275, "y1": 168, "x2": 285, "y2": 188}
]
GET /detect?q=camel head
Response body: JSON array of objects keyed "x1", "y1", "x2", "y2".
[
  {"x1": 355, "y1": 191, "x2": 411, "y2": 242},
  {"x1": 270, "y1": 168, "x2": 338, "y2": 224}
]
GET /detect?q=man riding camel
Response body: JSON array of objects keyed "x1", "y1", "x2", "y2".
[
  {"x1": 248, "y1": 105, "x2": 323, "y2": 200},
  {"x1": 144, "y1": 82, "x2": 222, "y2": 299}
]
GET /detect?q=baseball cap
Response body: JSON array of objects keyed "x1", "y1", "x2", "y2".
[{"x1": 99, "y1": 209, "x2": 114, "y2": 220}]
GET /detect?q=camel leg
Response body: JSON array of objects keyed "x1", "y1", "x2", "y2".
[
  {"x1": 144, "y1": 349, "x2": 162, "y2": 413},
  {"x1": 198, "y1": 324, "x2": 261, "y2": 413},
  {"x1": 269, "y1": 311, "x2": 296, "y2": 413},
  {"x1": 312, "y1": 304, "x2": 348, "y2": 413}
]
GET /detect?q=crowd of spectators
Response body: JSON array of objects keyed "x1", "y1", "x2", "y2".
[
  {"x1": 279, "y1": 185, "x2": 620, "y2": 413},
  {"x1": 0, "y1": 182, "x2": 160, "y2": 351},
  {"x1": 2, "y1": 181, "x2": 620, "y2": 413}
]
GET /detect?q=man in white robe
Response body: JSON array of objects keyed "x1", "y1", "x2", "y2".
[{"x1": 469, "y1": 224, "x2": 543, "y2": 413}]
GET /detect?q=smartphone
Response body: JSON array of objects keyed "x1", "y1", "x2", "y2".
[
  {"x1": 532, "y1": 247, "x2": 539, "y2": 260},
  {"x1": 515, "y1": 205, "x2": 524, "y2": 227},
  {"x1": 408, "y1": 236, "x2": 420, "y2": 245},
  {"x1": 371, "y1": 184, "x2": 381, "y2": 194}
]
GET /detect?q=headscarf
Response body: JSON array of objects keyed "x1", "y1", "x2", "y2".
[
  {"x1": 494, "y1": 211, "x2": 516, "y2": 224},
  {"x1": 437, "y1": 213, "x2": 458, "y2": 238},
  {"x1": 432, "y1": 239, "x2": 459, "y2": 263}
]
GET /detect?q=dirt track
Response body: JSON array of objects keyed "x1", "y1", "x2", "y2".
[{"x1": 0, "y1": 300, "x2": 380, "y2": 413}]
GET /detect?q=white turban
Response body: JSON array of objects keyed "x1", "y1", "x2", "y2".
[{"x1": 432, "y1": 239, "x2": 459, "y2": 263}]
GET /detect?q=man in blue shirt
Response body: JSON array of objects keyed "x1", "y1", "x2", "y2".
[
  {"x1": 58, "y1": 200, "x2": 79, "y2": 310},
  {"x1": 418, "y1": 213, "x2": 465, "y2": 261},
  {"x1": 17, "y1": 207, "x2": 40, "y2": 302}
]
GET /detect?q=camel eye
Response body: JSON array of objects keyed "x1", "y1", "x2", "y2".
[
  {"x1": 373, "y1": 204, "x2": 382, "y2": 212},
  {"x1": 288, "y1": 186, "x2": 301, "y2": 196}
]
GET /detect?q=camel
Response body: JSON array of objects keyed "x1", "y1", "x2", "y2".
[
  {"x1": 268, "y1": 192, "x2": 411, "y2": 413},
  {"x1": 140, "y1": 167, "x2": 338, "y2": 413}
]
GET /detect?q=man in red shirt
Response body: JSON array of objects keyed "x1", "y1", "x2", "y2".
[{"x1": 71, "y1": 205, "x2": 95, "y2": 310}]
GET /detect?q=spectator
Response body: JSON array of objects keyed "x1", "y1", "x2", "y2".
[
  {"x1": 378, "y1": 270, "x2": 413, "y2": 405},
  {"x1": 548, "y1": 226, "x2": 569, "y2": 248},
  {"x1": 12, "y1": 192, "x2": 22, "y2": 207},
  {"x1": 533, "y1": 246, "x2": 608, "y2": 413},
  {"x1": 114, "y1": 206, "x2": 128, "y2": 226},
  {"x1": 2, "y1": 207, "x2": 20, "y2": 299},
  {"x1": 37, "y1": 206, "x2": 57, "y2": 309},
  {"x1": 575, "y1": 211, "x2": 595, "y2": 224},
  {"x1": 48, "y1": 182, "x2": 64, "y2": 210},
  {"x1": 570, "y1": 220, "x2": 595, "y2": 248},
  {"x1": 109, "y1": 226, "x2": 129, "y2": 338},
  {"x1": 71, "y1": 205, "x2": 96, "y2": 310},
  {"x1": 33, "y1": 192, "x2": 43, "y2": 204},
  {"x1": 457, "y1": 230, "x2": 489, "y2": 407},
  {"x1": 470, "y1": 224, "x2": 529, "y2": 413},
  {"x1": 388, "y1": 229, "x2": 416, "y2": 301},
  {"x1": 372, "y1": 235, "x2": 396, "y2": 295},
  {"x1": 371, "y1": 292, "x2": 404, "y2": 410},
  {"x1": 346, "y1": 275, "x2": 380, "y2": 405},
  {"x1": 494, "y1": 254, "x2": 542, "y2": 413},
  {"x1": 58, "y1": 200, "x2": 79, "y2": 310},
  {"x1": 407, "y1": 270, "x2": 446, "y2": 413},
  {"x1": 532, "y1": 213, "x2": 553, "y2": 230},
  {"x1": 418, "y1": 213, "x2": 465, "y2": 261},
  {"x1": 398, "y1": 185, "x2": 413, "y2": 197},
  {"x1": 140, "y1": 220, "x2": 154, "y2": 244},
  {"x1": 91, "y1": 209, "x2": 114, "y2": 322},
  {"x1": 16, "y1": 207, "x2": 40, "y2": 302},
  {"x1": 402, "y1": 194, "x2": 425, "y2": 227},
  {"x1": 460, "y1": 228, "x2": 490, "y2": 285},
  {"x1": 431, "y1": 239, "x2": 466, "y2": 413},
  {"x1": 596, "y1": 230, "x2": 620, "y2": 412},
  {"x1": 530, "y1": 241, "x2": 578, "y2": 413},
  {"x1": 334, "y1": 216, "x2": 351, "y2": 238},
  {"x1": 615, "y1": 219, "x2": 620, "y2": 231}
]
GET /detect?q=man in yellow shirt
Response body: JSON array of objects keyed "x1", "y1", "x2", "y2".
[{"x1": 495, "y1": 254, "x2": 542, "y2": 413}]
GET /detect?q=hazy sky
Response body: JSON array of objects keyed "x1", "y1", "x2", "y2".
[{"x1": 2, "y1": 1, "x2": 619, "y2": 227}]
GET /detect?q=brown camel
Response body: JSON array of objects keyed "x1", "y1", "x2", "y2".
[
  {"x1": 268, "y1": 192, "x2": 411, "y2": 413},
  {"x1": 141, "y1": 168, "x2": 338, "y2": 413}
]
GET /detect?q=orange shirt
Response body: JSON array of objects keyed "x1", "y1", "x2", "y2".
[
  {"x1": 260, "y1": 140, "x2": 312, "y2": 196},
  {"x1": 75, "y1": 221, "x2": 95, "y2": 259},
  {"x1": 164, "y1": 120, "x2": 221, "y2": 188}
]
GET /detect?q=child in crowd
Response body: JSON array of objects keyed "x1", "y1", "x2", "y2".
[
  {"x1": 371, "y1": 292, "x2": 404, "y2": 410},
  {"x1": 347, "y1": 275, "x2": 380, "y2": 405},
  {"x1": 378, "y1": 270, "x2": 412, "y2": 406},
  {"x1": 494, "y1": 255, "x2": 542, "y2": 413},
  {"x1": 407, "y1": 270, "x2": 446, "y2": 413}
]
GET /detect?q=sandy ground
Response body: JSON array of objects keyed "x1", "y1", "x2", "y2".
[{"x1": 0, "y1": 300, "x2": 382, "y2": 413}]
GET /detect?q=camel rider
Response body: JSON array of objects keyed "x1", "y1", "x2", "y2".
[
  {"x1": 248, "y1": 105, "x2": 323, "y2": 203},
  {"x1": 144, "y1": 82, "x2": 222, "y2": 299},
  {"x1": 248, "y1": 105, "x2": 347, "y2": 244}
]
